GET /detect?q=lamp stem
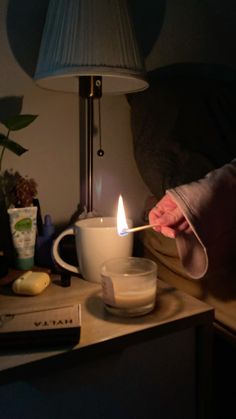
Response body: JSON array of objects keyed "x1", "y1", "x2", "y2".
[
  {"x1": 87, "y1": 96, "x2": 94, "y2": 213},
  {"x1": 79, "y1": 76, "x2": 102, "y2": 214},
  {"x1": 79, "y1": 94, "x2": 86, "y2": 209}
]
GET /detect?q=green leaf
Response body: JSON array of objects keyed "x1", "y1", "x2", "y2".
[
  {"x1": 0, "y1": 135, "x2": 28, "y2": 156},
  {"x1": 3, "y1": 114, "x2": 38, "y2": 131}
]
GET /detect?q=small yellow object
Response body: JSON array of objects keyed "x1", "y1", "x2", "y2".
[{"x1": 12, "y1": 271, "x2": 51, "y2": 296}]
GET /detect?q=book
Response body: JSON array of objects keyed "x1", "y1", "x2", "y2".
[{"x1": 0, "y1": 304, "x2": 81, "y2": 349}]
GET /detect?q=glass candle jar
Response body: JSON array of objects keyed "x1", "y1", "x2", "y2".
[{"x1": 101, "y1": 257, "x2": 158, "y2": 317}]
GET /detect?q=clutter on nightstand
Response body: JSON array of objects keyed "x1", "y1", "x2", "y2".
[
  {"x1": 35, "y1": 214, "x2": 55, "y2": 268},
  {"x1": 60, "y1": 271, "x2": 71, "y2": 287},
  {"x1": 12, "y1": 270, "x2": 51, "y2": 296},
  {"x1": 0, "y1": 250, "x2": 8, "y2": 278},
  {"x1": 0, "y1": 303, "x2": 81, "y2": 349}
]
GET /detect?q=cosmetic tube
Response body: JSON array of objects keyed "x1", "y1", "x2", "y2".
[{"x1": 8, "y1": 206, "x2": 38, "y2": 270}]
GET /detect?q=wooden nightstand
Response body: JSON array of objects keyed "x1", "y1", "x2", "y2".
[{"x1": 0, "y1": 274, "x2": 214, "y2": 419}]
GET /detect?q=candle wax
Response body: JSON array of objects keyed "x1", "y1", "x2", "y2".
[{"x1": 113, "y1": 286, "x2": 157, "y2": 308}]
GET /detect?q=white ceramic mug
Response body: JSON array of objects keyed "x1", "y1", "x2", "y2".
[{"x1": 52, "y1": 217, "x2": 133, "y2": 283}]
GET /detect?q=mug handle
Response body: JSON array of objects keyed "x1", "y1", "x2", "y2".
[{"x1": 52, "y1": 228, "x2": 80, "y2": 274}]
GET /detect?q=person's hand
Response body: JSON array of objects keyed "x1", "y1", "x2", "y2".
[{"x1": 149, "y1": 193, "x2": 191, "y2": 238}]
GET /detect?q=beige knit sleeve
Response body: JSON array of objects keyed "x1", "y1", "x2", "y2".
[{"x1": 167, "y1": 159, "x2": 236, "y2": 278}]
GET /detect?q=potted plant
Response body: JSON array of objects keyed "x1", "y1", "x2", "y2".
[
  {"x1": 0, "y1": 113, "x2": 38, "y2": 204},
  {"x1": 0, "y1": 170, "x2": 38, "y2": 209},
  {"x1": 0, "y1": 113, "x2": 38, "y2": 271}
]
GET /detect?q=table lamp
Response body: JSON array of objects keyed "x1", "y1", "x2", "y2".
[{"x1": 34, "y1": 0, "x2": 149, "y2": 214}]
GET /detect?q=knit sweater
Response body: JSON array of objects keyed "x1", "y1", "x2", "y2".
[{"x1": 167, "y1": 159, "x2": 236, "y2": 279}]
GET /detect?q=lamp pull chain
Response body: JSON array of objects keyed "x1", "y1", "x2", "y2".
[{"x1": 97, "y1": 97, "x2": 104, "y2": 157}]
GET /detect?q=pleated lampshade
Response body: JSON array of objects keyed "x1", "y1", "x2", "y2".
[{"x1": 34, "y1": 0, "x2": 148, "y2": 94}]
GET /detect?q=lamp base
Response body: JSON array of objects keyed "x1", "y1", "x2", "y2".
[
  {"x1": 69, "y1": 204, "x2": 102, "y2": 225},
  {"x1": 78, "y1": 206, "x2": 102, "y2": 220}
]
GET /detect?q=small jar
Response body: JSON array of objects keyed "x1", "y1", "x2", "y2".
[{"x1": 101, "y1": 257, "x2": 158, "y2": 317}]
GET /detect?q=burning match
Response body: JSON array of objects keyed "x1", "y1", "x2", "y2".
[{"x1": 120, "y1": 224, "x2": 158, "y2": 236}]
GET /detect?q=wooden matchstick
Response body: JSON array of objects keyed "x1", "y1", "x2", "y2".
[{"x1": 124, "y1": 224, "x2": 158, "y2": 233}]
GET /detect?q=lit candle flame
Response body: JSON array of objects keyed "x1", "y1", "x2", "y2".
[{"x1": 117, "y1": 195, "x2": 128, "y2": 236}]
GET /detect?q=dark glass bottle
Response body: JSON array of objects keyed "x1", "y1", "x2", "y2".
[{"x1": 0, "y1": 250, "x2": 9, "y2": 278}]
